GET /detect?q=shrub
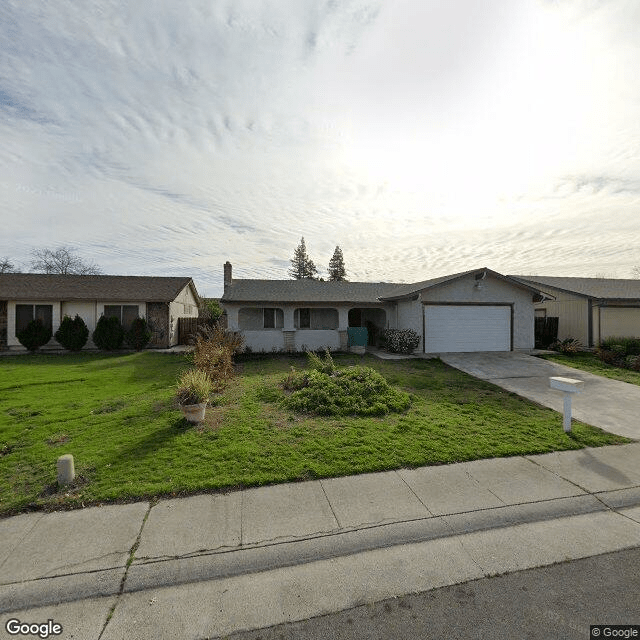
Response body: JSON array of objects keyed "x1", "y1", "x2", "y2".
[
  {"x1": 176, "y1": 368, "x2": 212, "y2": 405},
  {"x1": 599, "y1": 336, "x2": 640, "y2": 356},
  {"x1": 17, "y1": 319, "x2": 52, "y2": 352},
  {"x1": 54, "y1": 314, "x2": 89, "y2": 351},
  {"x1": 383, "y1": 329, "x2": 420, "y2": 354},
  {"x1": 188, "y1": 322, "x2": 244, "y2": 391},
  {"x1": 306, "y1": 348, "x2": 336, "y2": 374},
  {"x1": 92, "y1": 315, "x2": 125, "y2": 350},
  {"x1": 550, "y1": 338, "x2": 582, "y2": 354},
  {"x1": 125, "y1": 317, "x2": 152, "y2": 350},
  {"x1": 281, "y1": 365, "x2": 411, "y2": 416}
]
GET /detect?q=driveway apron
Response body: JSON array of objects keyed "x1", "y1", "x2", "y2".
[{"x1": 439, "y1": 352, "x2": 640, "y2": 440}]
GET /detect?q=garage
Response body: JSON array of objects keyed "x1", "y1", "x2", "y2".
[{"x1": 424, "y1": 304, "x2": 511, "y2": 353}]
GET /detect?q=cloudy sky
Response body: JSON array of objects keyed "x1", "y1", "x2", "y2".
[{"x1": 1, "y1": 0, "x2": 639, "y2": 296}]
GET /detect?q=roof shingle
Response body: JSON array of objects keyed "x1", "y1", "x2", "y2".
[{"x1": 0, "y1": 274, "x2": 196, "y2": 302}]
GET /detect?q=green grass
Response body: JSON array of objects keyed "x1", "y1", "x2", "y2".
[
  {"x1": 539, "y1": 352, "x2": 640, "y2": 386},
  {"x1": 0, "y1": 352, "x2": 629, "y2": 516}
]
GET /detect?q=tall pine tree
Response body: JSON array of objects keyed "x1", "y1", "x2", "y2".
[
  {"x1": 328, "y1": 246, "x2": 347, "y2": 281},
  {"x1": 288, "y1": 237, "x2": 318, "y2": 279}
]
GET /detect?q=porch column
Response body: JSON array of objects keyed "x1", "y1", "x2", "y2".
[
  {"x1": 282, "y1": 307, "x2": 295, "y2": 330},
  {"x1": 338, "y1": 307, "x2": 349, "y2": 331},
  {"x1": 338, "y1": 306, "x2": 349, "y2": 351}
]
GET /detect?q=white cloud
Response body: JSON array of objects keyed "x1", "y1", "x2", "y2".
[{"x1": 1, "y1": 0, "x2": 640, "y2": 294}]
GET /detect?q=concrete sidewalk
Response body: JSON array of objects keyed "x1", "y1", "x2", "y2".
[{"x1": 1, "y1": 442, "x2": 639, "y2": 638}]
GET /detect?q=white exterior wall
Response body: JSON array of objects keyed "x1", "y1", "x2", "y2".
[
  {"x1": 420, "y1": 273, "x2": 535, "y2": 351},
  {"x1": 242, "y1": 330, "x2": 285, "y2": 352},
  {"x1": 168, "y1": 285, "x2": 199, "y2": 347},
  {"x1": 294, "y1": 329, "x2": 341, "y2": 351},
  {"x1": 395, "y1": 299, "x2": 424, "y2": 351}
]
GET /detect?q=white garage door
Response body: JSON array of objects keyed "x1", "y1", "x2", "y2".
[{"x1": 424, "y1": 305, "x2": 511, "y2": 353}]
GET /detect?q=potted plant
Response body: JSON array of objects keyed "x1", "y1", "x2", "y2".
[{"x1": 176, "y1": 368, "x2": 212, "y2": 423}]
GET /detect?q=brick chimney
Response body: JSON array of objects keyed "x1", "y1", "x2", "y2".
[{"x1": 224, "y1": 261, "x2": 232, "y2": 289}]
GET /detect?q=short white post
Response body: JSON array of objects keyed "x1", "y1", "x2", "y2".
[
  {"x1": 57, "y1": 454, "x2": 75, "y2": 485},
  {"x1": 549, "y1": 377, "x2": 584, "y2": 433}
]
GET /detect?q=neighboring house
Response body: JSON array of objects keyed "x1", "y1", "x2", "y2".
[
  {"x1": 220, "y1": 262, "x2": 547, "y2": 353},
  {"x1": 511, "y1": 276, "x2": 640, "y2": 347},
  {"x1": 0, "y1": 274, "x2": 200, "y2": 351}
]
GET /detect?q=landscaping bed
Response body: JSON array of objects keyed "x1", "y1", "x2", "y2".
[{"x1": 0, "y1": 352, "x2": 629, "y2": 516}]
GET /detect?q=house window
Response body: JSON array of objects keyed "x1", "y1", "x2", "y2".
[
  {"x1": 104, "y1": 305, "x2": 139, "y2": 331},
  {"x1": 15, "y1": 304, "x2": 53, "y2": 334},
  {"x1": 295, "y1": 308, "x2": 311, "y2": 329},
  {"x1": 263, "y1": 308, "x2": 283, "y2": 329}
]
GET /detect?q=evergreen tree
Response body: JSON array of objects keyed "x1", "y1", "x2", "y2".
[
  {"x1": 328, "y1": 246, "x2": 347, "y2": 281},
  {"x1": 288, "y1": 237, "x2": 318, "y2": 279}
]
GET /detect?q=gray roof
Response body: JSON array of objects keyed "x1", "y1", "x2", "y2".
[
  {"x1": 0, "y1": 273, "x2": 197, "y2": 302},
  {"x1": 221, "y1": 268, "x2": 546, "y2": 304},
  {"x1": 221, "y1": 279, "x2": 403, "y2": 304},
  {"x1": 510, "y1": 276, "x2": 640, "y2": 301}
]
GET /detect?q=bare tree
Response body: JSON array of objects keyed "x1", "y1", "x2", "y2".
[
  {"x1": 30, "y1": 246, "x2": 102, "y2": 275},
  {"x1": 0, "y1": 257, "x2": 17, "y2": 273}
]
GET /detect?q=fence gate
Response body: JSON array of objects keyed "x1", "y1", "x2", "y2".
[
  {"x1": 178, "y1": 317, "x2": 200, "y2": 345},
  {"x1": 535, "y1": 317, "x2": 559, "y2": 349}
]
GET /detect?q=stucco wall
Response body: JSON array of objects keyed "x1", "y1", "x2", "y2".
[
  {"x1": 294, "y1": 329, "x2": 341, "y2": 351},
  {"x1": 533, "y1": 290, "x2": 589, "y2": 345},
  {"x1": 396, "y1": 299, "x2": 424, "y2": 351},
  {"x1": 419, "y1": 273, "x2": 536, "y2": 351},
  {"x1": 242, "y1": 330, "x2": 285, "y2": 352}
]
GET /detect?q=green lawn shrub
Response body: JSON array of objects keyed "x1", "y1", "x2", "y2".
[
  {"x1": 281, "y1": 364, "x2": 411, "y2": 416},
  {"x1": 92, "y1": 315, "x2": 125, "y2": 350},
  {"x1": 598, "y1": 336, "x2": 640, "y2": 368},
  {"x1": 383, "y1": 329, "x2": 420, "y2": 354},
  {"x1": 54, "y1": 314, "x2": 89, "y2": 351},
  {"x1": 125, "y1": 317, "x2": 152, "y2": 350},
  {"x1": 16, "y1": 319, "x2": 52, "y2": 352}
]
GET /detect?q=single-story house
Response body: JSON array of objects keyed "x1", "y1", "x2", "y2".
[
  {"x1": 510, "y1": 276, "x2": 640, "y2": 347},
  {"x1": 0, "y1": 273, "x2": 200, "y2": 351},
  {"x1": 220, "y1": 262, "x2": 548, "y2": 353}
]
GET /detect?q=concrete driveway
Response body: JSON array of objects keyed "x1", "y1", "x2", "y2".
[{"x1": 439, "y1": 352, "x2": 640, "y2": 440}]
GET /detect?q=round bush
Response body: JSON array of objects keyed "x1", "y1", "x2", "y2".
[
  {"x1": 92, "y1": 315, "x2": 124, "y2": 350},
  {"x1": 125, "y1": 317, "x2": 152, "y2": 350},
  {"x1": 17, "y1": 318, "x2": 52, "y2": 352},
  {"x1": 54, "y1": 314, "x2": 89, "y2": 351},
  {"x1": 281, "y1": 365, "x2": 411, "y2": 417}
]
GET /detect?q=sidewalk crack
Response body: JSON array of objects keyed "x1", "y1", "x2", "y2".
[
  {"x1": 319, "y1": 479, "x2": 342, "y2": 529},
  {"x1": 98, "y1": 501, "x2": 152, "y2": 639}
]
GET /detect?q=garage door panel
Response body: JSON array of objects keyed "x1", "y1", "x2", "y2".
[{"x1": 424, "y1": 305, "x2": 511, "y2": 353}]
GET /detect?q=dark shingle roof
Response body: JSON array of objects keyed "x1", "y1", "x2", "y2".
[
  {"x1": 221, "y1": 279, "x2": 403, "y2": 304},
  {"x1": 0, "y1": 273, "x2": 196, "y2": 302},
  {"x1": 221, "y1": 268, "x2": 547, "y2": 304},
  {"x1": 510, "y1": 276, "x2": 640, "y2": 301}
]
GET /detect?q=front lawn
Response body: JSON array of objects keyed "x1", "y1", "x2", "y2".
[
  {"x1": 539, "y1": 352, "x2": 640, "y2": 386},
  {"x1": 0, "y1": 352, "x2": 629, "y2": 516}
]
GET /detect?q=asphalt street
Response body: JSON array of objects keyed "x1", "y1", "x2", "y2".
[{"x1": 224, "y1": 547, "x2": 640, "y2": 640}]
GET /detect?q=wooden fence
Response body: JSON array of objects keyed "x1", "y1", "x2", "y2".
[{"x1": 534, "y1": 317, "x2": 559, "y2": 349}]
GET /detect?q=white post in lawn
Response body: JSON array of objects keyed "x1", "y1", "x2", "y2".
[
  {"x1": 57, "y1": 454, "x2": 75, "y2": 485},
  {"x1": 549, "y1": 377, "x2": 584, "y2": 433}
]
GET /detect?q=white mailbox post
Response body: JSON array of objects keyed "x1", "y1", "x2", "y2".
[{"x1": 549, "y1": 377, "x2": 584, "y2": 432}]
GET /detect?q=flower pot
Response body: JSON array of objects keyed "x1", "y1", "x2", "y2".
[{"x1": 179, "y1": 402, "x2": 207, "y2": 423}]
